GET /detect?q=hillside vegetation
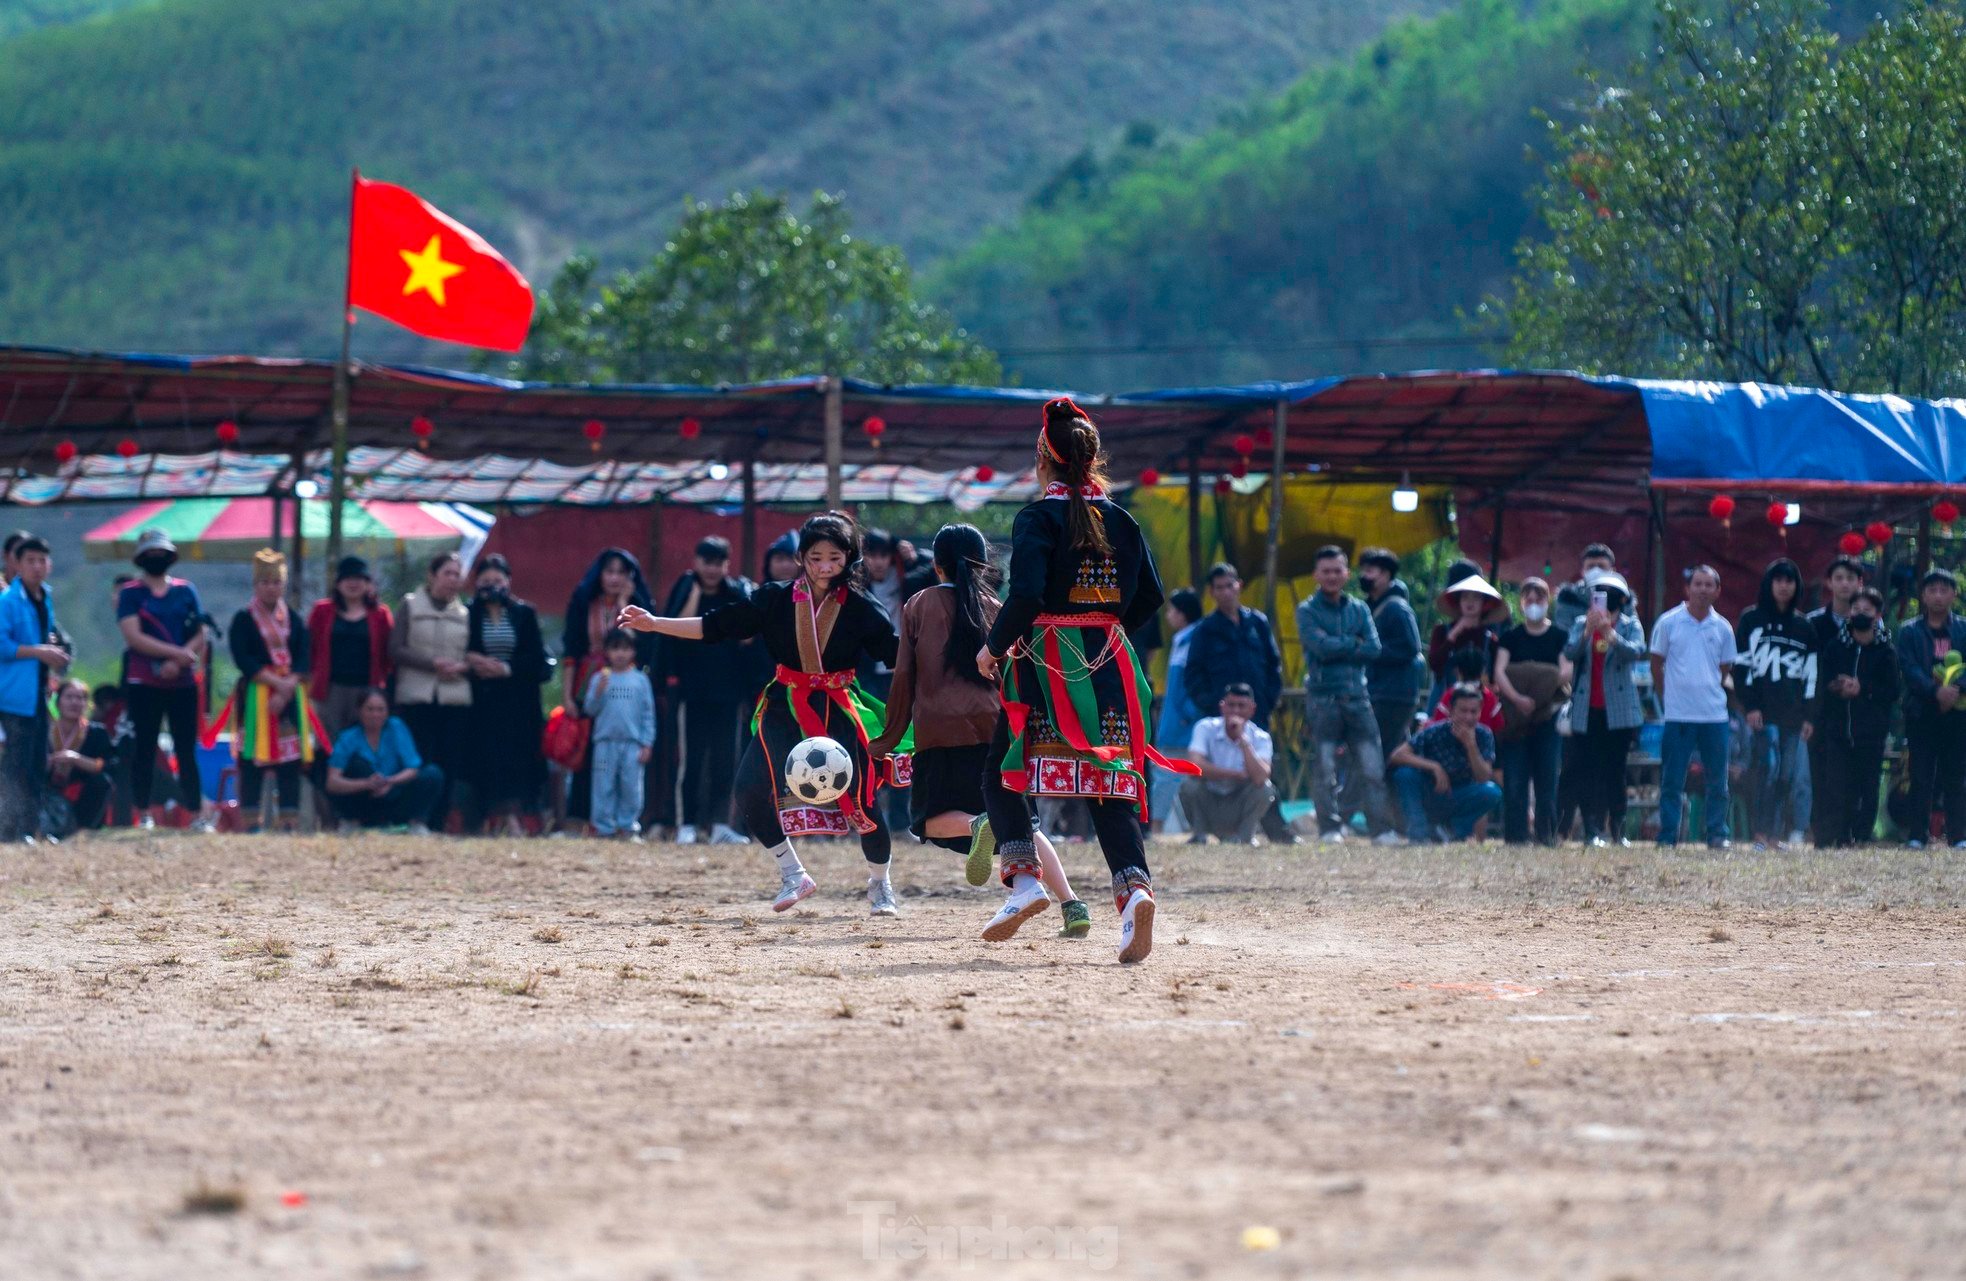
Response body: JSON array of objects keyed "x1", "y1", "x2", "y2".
[{"x1": 0, "y1": 0, "x2": 1445, "y2": 359}]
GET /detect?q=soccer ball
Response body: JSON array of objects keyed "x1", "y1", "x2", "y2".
[{"x1": 785, "y1": 736, "x2": 853, "y2": 806}]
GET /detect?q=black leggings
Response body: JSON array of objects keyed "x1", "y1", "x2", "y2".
[
  {"x1": 680, "y1": 699, "x2": 740, "y2": 827},
  {"x1": 981, "y1": 713, "x2": 1147, "y2": 882},
  {"x1": 127, "y1": 684, "x2": 202, "y2": 810},
  {"x1": 240, "y1": 760, "x2": 302, "y2": 814},
  {"x1": 1578, "y1": 708, "x2": 1634, "y2": 839},
  {"x1": 733, "y1": 727, "x2": 892, "y2": 865}
]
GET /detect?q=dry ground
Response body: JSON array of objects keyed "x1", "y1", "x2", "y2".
[{"x1": 1, "y1": 831, "x2": 1963, "y2": 1280}]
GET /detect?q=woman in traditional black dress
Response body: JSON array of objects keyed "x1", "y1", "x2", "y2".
[
  {"x1": 617, "y1": 512, "x2": 903, "y2": 915},
  {"x1": 975, "y1": 399, "x2": 1197, "y2": 963}
]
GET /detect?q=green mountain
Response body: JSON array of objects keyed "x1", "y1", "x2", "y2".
[
  {"x1": 0, "y1": 0, "x2": 151, "y2": 40},
  {"x1": 929, "y1": 0, "x2": 1650, "y2": 389},
  {"x1": 0, "y1": 0, "x2": 1449, "y2": 360}
]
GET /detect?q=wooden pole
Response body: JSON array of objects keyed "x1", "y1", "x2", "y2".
[
  {"x1": 326, "y1": 168, "x2": 358, "y2": 583},
  {"x1": 1488, "y1": 495, "x2": 1507, "y2": 581},
  {"x1": 1648, "y1": 486, "x2": 1668, "y2": 627},
  {"x1": 1186, "y1": 441, "x2": 1204, "y2": 590},
  {"x1": 1263, "y1": 400, "x2": 1288, "y2": 624},
  {"x1": 823, "y1": 376, "x2": 843, "y2": 510},
  {"x1": 741, "y1": 453, "x2": 759, "y2": 574},
  {"x1": 290, "y1": 453, "x2": 307, "y2": 606}
]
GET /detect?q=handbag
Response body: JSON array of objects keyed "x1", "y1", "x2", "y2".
[{"x1": 542, "y1": 705, "x2": 591, "y2": 771}]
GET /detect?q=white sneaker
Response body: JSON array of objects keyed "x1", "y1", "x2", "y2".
[
  {"x1": 676, "y1": 824, "x2": 699, "y2": 845},
  {"x1": 1319, "y1": 829, "x2": 1347, "y2": 844},
  {"x1": 1373, "y1": 830, "x2": 1409, "y2": 846},
  {"x1": 1780, "y1": 830, "x2": 1807, "y2": 850},
  {"x1": 407, "y1": 821, "x2": 432, "y2": 837},
  {"x1": 772, "y1": 870, "x2": 817, "y2": 912},
  {"x1": 188, "y1": 815, "x2": 216, "y2": 834},
  {"x1": 867, "y1": 877, "x2": 898, "y2": 917},
  {"x1": 981, "y1": 881, "x2": 1051, "y2": 942},
  {"x1": 337, "y1": 819, "x2": 359, "y2": 836},
  {"x1": 1117, "y1": 890, "x2": 1156, "y2": 964},
  {"x1": 709, "y1": 823, "x2": 747, "y2": 845}
]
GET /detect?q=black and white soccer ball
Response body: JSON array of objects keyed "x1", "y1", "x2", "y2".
[{"x1": 785, "y1": 736, "x2": 853, "y2": 806}]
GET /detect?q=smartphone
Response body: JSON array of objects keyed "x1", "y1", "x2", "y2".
[{"x1": 1591, "y1": 589, "x2": 1608, "y2": 613}]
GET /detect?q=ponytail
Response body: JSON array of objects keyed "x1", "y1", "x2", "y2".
[
  {"x1": 1041, "y1": 398, "x2": 1113, "y2": 558},
  {"x1": 933, "y1": 523, "x2": 1000, "y2": 685}
]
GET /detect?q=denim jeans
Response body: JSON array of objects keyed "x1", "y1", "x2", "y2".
[
  {"x1": 1658, "y1": 720, "x2": 1730, "y2": 844},
  {"x1": 590, "y1": 739, "x2": 647, "y2": 836},
  {"x1": 1391, "y1": 766, "x2": 1501, "y2": 842},
  {"x1": 1499, "y1": 720, "x2": 1561, "y2": 843},
  {"x1": 1744, "y1": 724, "x2": 1812, "y2": 839},
  {"x1": 1309, "y1": 690, "x2": 1387, "y2": 834}
]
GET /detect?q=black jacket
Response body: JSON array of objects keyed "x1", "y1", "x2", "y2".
[
  {"x1": 1365, "y1": 580, "x2": 1422, "y2": 706},
  {"x1": 467, "y1": 597, "x2": 551, "y2": 688},
  {"x1": 1733, "y1": 563, "x2": 1819, "y2": 729},
  {"x1": 1815, "y1": 618, "x2": 1898, "y2": 746},
  {"x1": 1183, "y1": 606, "x2": 1284, "y2": 722},
  {"x1": 987, "y1": 496, "x2": 1163, "y2": 654},
  {"x1": 657, "y1": 571, "x2": 755, "y2": 696}
]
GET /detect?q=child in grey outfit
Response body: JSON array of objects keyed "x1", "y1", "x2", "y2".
[{"x1": 581, "y1": 628, "x2": 657, "y2": 837}]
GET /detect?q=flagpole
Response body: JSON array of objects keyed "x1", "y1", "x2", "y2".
[{"x1": 326, "y1": 167, "x2": 357, "y2": 579}]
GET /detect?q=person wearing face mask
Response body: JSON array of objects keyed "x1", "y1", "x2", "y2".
[
  {"x1": 117, "y1": 529, "x2": 215, "y2": 831},
  {"x1": 1813, "y1": 587, "x2": 1897, "y2": 846},
  {"x1": 465, "y1": 555, "x2": 550, "y2": 836},
  {"x1": 1494, "y1": 578, "x2": 1572, "y2": 844},
  {"x1": 390, "y1": 551, "x2": 474, "y2": 831}
]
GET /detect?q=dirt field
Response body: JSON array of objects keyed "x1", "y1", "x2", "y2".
[{"x1": 2, "y1": 831, "x2": 1962, "y2": 1280}]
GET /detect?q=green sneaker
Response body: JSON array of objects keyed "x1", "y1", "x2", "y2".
[
  {"x1": 1057, "y1": 899, "x2": 1092, "y2": 938},
  {"x1": 965, "y1": 814, "x2": 996, "y2": 886}
]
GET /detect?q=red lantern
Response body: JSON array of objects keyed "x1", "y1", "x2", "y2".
[
  {"x1": 1866, "y1": 520, "x2": 1893, "y2": 546},
  {"x1": 1764, "y1": 500, "x2": 1788, "y2": 528},
  {"x1": 679, "y1": 417, "x2": 702, "y2": 441},
  {"x1": 1254, "y1": 426, "x2": 1273, "y2": 450},
  {"x1": 53, "y1": 441, "x2": 76, "y2": 465},
  {"x1": 863, "y1": 416, "x2": 886, "y2": 439},
  {"x1": 582, "y1": 418, "x2": 605, "y2": 454},
  {"x1": 410, "y1": 416, "x2": 434, "y2": 451},
  {"x1": 1229, "y1": 458, "x2": 1250, "y2": 480},
  {"x1": 116, "y1": 438, "x2": 138, "y2": 459},
  {"x1": 973, "y1": 464, "x2": 995, "y2": 484},
  {"x1": 1232, "y1": 433, "x2": 1255, "y2": 457},
  {"x1": 1838, "y1": 531, "x2": 1867, "y2": 556},
  {"x1": 1935, "y1": 499, "x2": 1960, "y2": 527},
  {"x1": 1214, "y1": 477, "x2": 1233, "y2": 497},
  {"x1": 1138, "y1": 468, "x2": 1161, "y2": 488},
  {"x1": 1708, "y1": 494, "x2": 1736, "y2": 523},
  {"x1": 215, "y1": 420, "x2": 239, "y2": 446}
]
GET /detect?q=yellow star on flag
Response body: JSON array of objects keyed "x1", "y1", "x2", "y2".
[{"x1": 399, "y1": 234, "x2": 464, "y2": 306}]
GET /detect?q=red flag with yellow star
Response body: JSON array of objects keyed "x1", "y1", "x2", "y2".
[{"x1": 346, "y1": 174, "x2": 534, "y2": 352}]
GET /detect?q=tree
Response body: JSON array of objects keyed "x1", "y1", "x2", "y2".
[
  {"x1": 1500, "y1": 0, "x2": 1966, "y2": 397},
  {"x1": 493, "y1": 191, "x2": 1001, "y2": 386}
]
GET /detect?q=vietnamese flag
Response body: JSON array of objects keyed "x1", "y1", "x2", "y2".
[{"x1": 346, "y1": 174, "x2": 534, "y2": 352}]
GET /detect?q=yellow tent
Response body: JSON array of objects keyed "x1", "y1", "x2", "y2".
[{"x1": 1132, "y1": 477, "x2": 1450, "y2": 686}]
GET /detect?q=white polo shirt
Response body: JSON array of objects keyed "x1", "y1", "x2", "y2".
[
  {"x1": 1188, "y1": 717, "x2": 1273, "y2": 795},
  {"x1": 1649, "y1": 602, "x2": 1738, "y2": 723}
]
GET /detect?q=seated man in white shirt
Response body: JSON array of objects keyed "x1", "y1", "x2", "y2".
[{"x1": 1181, "y1": 682, "x2": 1277, "y2": 845}]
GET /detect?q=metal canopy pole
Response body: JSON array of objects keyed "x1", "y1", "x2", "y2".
[{"x1": 741, "y1": 453, "x2": 758, "y2": 574}]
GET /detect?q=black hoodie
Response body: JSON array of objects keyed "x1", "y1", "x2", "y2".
[
  {"x1": 1732, "y1": 559, "x2": 1820, "y2": 730},
  {"x1": 1816, "y1": 614, "x2": 1898, "y2": 746}
]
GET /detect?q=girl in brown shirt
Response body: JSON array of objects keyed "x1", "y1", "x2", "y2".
[{"x1": 870, "y1": 524, "x2": 1091, "y2": 938}]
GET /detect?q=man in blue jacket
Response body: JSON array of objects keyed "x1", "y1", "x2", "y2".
[
  {"x1": 1183, "y1": 563, "x2": 1283, "y2": 728},
  {"x1": 1894, "y1": 568, "x2": 1966, "y2": 848},
  {"x1": 0, "y1": 536, "x2": 67, "y2": 843}
]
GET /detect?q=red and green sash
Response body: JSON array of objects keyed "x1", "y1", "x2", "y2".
[{"x1": 759, "y1": 664, "x2": 912, "y2": 834}]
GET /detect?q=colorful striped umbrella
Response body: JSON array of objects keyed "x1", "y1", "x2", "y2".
[{"x1": 84, "y1": 497, "x2": 484, "y2": 563}]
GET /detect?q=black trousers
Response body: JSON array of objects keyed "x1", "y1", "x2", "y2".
[
  {"x1": 732, "y1": 711, "x2": 892, "y2": 865},
  {"x1": 1905, "y1": 713, "x2": 1966, "y2": 845},
  {"x1": 333, "y1": 758, "x2": 446, "y2": 828},
  {"x1": 1816, "y1": 734, "x2": 1885, "y2": 846},
  {"x1": 981, "y1": 712, "x2": 1147, "y2": 881},
  {"x1": 0, "y1": 710, "x2": 46, "y2": 840},
  {"x1": 397, "y1": 702, "x2": 471, "y2": 829},
  {"x1": 127, "y1": 684, "x2": 202, "y2": 810},
  {"x1": 679, "y1": 698, "x2": 740, "y2": 828},
  {"x1": 1577, "y1": 708, "x2": 1634, "y2": 840},
  {"x1": 240, "y1": 759, "x2": 303, "y2": 815}
]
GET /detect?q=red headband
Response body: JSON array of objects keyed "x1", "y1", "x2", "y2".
[{"x1": 1039, "y1": 397, "x2": 1086, "y2": 464}]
